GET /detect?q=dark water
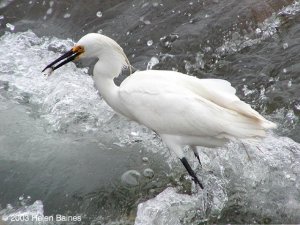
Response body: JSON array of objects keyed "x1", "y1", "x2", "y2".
[{"x1": 0, "y1": 0, "x2": 299, "y2": 224}]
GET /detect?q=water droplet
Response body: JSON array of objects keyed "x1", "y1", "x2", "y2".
[
  {"x1": 96, "y1": 11, "x2": 102, "y2": 18},
  {"x1": 140, "y1": 16, "x2": 151, "y2": 25},
  {"x1": 63, "y1": 13, "x2": 71, "y2": 18},
  {"x1": 143, "y1": 20, "x2": 151, "y2": 25},
  {"x1": 46, "y1": 8, "x2": 52, "y2": 15},
  {"x1": 147, "y1": 57, "x2": 159, "y2": 70},
  {"x1": 121, "y1": 170, "x2": 141, "y2": 187},
  {"x1": 97, "y1": 29, "x2": 103, "y2": 34},
  {"x1": 0, "y1": 15, "x2": 4, "y2": 20},
  {"x1": 288, "y1": 80, "x2": 292, "y2": 87},
  {"x1": 159, "y1": 34, "x2": 179, "y2": 49},
  {"x1": 141, "y1": 2, "x2": 149, "y2": 8},
  {"x1": 147, "y1": 40, "x2": 153, "y2": 46},
  {"x1": 131, "y1": 131, "x2": 139, "y2": 136},
  {"x1": 189, "y1": 2, "x2": 193, "y2": 5},
  {"x1": 143, "y1": 168, "x2": 154, "y2": 178},
  {"x1": 255, "y1": 28, "x2": 262, "y2": 35},
  {"x1": 283, "y1": 42, "x2": 288, "y2": 49},
  {"x1": 18, "y1": 196, "x2": 24, "y2": 201},
  {"x1": 7, "y1": 204, "x2": 13, "y2": 210},
  {"x1": 113, "y1": 142, "x2": 125, "y2": 147},
  {"x1": 283, "y1": 68, "x2": 287, "y2": 73},
  {"x1": 6, "y1": 23, "x2": 15, "y2": 31},
  {"x1": 153, "y1": 2, "x2": 159, "y2": 7},
  {"x1": 142, "y1": 157, "x2": 149, "y2": 162},
  {"x1": 204, "y1": 46, "x2": 212, "y2": 52}
]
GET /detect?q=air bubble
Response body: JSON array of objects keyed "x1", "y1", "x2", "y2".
[
  {"x1": 147, "y1": 40, "x2": 153, "y2": 46},
  {"x1": 121, "y1": 170, "x2": 141, "y2": 187},
  {"x1": 143, "y1": 168, "x2": 154, "y2": 178},
  {"x1": 96, "y1": 11, "x2": 102, "y2": 18}
]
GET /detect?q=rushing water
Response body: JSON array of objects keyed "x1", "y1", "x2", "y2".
[{"x1": 0, "y1": 0, "x2": 299, "y2": 224}]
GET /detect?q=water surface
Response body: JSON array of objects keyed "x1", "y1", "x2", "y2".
[{"x1": 0, "y1": 0, "x2": 299, "y2": 224}]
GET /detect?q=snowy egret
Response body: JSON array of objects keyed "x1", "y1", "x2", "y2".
[{"x1": 43, "y1": 33, "x2": 277, "y2": 189}]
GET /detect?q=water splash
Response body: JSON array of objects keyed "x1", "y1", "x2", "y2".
[
  {"x1": 0, "y1": 200, "x2": 45, "y2": 225},
  {"x1": 136, "y1": 135, "x2": 300, "y2": 224},
  {"x1": 216, "y1": 1, "x2": 300, "y2": 56},
  {"x1": 0, "y1": 30, "x2": 165, "y2": 155}
]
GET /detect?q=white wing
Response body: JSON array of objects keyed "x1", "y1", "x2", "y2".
[{"x1": 119, "y1": 70, "x2": 276, "y2": 140}]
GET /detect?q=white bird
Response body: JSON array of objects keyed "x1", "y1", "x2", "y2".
[{"x1": 43, "y1": 33, "x2": 277, "y2": 189}]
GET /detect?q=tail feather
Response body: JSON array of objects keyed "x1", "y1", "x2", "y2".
[{"x1": 219, "y1": 109, "x2": 276, "y2": 139}]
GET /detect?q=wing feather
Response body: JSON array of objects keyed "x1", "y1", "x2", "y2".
[{"x1": 119, "y1": 70, "x2": 276, "y2": 140}]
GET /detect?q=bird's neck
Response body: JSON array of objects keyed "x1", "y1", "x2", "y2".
[{"x1": 92, "y1": 59, "x2": 127, "y2": 116}]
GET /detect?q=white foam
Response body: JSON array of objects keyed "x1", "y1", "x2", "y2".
[
  {"x1": 0, "y1": 30, "x2": 166, "y2": 156},
  {"x1": 136, "y1": 135, "x2": 300, "y2": 224},
  {"x1": 0, "y1": 200, "x2": 46, "y2": 225}
]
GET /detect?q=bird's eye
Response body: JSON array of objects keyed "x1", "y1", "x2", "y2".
[
  {"x1": 77, "y1": 46, "x2": 84, "y2": 53},
  {"x1": 72, "y1": 45, "x2": 84, "y2": 53}
]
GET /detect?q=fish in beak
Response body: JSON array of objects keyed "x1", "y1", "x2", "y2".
[{"x1": 42, "y1": 45, "x2": 84, "y2": 76}]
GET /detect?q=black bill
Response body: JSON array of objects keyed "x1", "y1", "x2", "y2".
[{"x1": 42, "y1": 49, "x2": 81, "y2": 72}]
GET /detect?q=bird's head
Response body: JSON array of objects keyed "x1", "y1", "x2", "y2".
[{"x1": 42, "y1": 33, "x2": 131, "y2": 75}]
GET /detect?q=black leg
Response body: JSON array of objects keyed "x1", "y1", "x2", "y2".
[
  {"x1": 191, "y1": 146, "x2": 202, "y2": 168},
  {"x1": 193, "y1": 151, "x2": 202, "y2": 168},
  {"x1": 180, "y1": 157, "x2": 204, "y2": 189}
]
